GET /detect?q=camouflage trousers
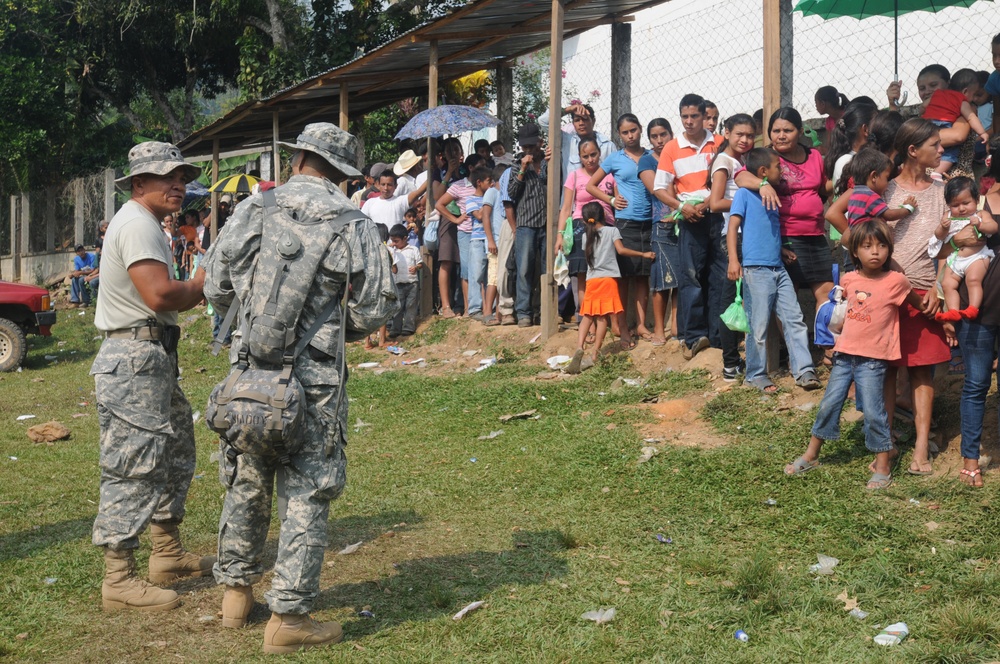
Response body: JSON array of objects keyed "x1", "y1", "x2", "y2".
[
  {"x1": 91, "y1": 339, "x2": 195, "y2": 550},
  {"x1": 213, "y1": 375, "x2": 347, "y2": 615}
]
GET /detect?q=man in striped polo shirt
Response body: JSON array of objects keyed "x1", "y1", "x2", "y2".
[{"x1": 653, "y1": 94, "x2": 726, "y2": 360}]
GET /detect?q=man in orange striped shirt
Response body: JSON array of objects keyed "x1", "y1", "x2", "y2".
[{"x1": 653, "y1": 94, "x2": 726, "y2": 360}]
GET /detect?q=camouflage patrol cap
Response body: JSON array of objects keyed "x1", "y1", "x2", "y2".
[
  {"x1": 279, "y1": 122, "x2": 363, "y2": 179},
  {"x1": 115, "y1": 141, "x2": 202, "y2": 188}
]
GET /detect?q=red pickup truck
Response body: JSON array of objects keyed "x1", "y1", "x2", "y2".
[{"x1": 0, "y1": 280, "x2": 56, "y2": 371}]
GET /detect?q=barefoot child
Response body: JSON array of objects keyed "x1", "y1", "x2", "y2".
[
  {"x1": 566, "y1": 202, "x2": 654, "y2": 374},
  {"x1": 931, "y1": 176, "x2": 997, "y2": 321},
  {"x1": 922, "y1": 68, "x2": 991, "y2": 174},
  {"x1": 784, "y1": 220, "x2": 924, "y2": 490},
  {"x1": 727, "y1": 148, "x2": 819, "y2": 393}
]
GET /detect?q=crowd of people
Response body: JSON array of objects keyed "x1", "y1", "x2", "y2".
[{"x1": 339, "y1": 36, "x2": 1000, "y2": 493}]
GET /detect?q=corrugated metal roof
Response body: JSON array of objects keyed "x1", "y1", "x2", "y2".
[{"x1": 179, "y1": 0, "x2": 666, "y2": 156}]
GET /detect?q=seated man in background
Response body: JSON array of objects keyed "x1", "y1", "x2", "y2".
[{"x1": 70, "y1": 244, "x2": 98, "y2": 307}]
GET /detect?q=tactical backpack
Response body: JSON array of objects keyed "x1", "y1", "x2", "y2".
[{"x1": 206, "y1": 188, "x2": 397, "y2": 465}]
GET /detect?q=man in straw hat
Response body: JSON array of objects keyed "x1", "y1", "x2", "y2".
[
  {"x1": 201, "y1": 122, "x2": 396, "y2": 654},
  {"x1": 91, "y1": 141, "x2": 215, "y2": 613},
  {"x1": 392, "y1": 148, "x2": 423, "y2": 197}
]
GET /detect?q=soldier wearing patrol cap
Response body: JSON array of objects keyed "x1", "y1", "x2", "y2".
[
  {"x1": 201, "y1": 122, "x2": 394, "y2": 654},
  {"x1": 92, "y1": 142, "x2": 216, "y2": 612}
]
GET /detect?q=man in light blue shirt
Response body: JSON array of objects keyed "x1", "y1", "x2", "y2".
[{"x1": 538, "y1": 103, "x2": 615, "y2": 184}]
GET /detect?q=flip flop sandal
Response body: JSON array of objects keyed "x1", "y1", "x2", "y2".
[
  {"x1": 960, "y1": 467, "x2": 984, "y2": 487},
  {"x1": 586, "y1": 332, "x2": 596, "y2": 345},
  {"x1": 482, "y1": 317, "x2": 501, "y2": 327},
  {"x1": 785, "y1": 456, "x2": 820, "y2": 476},
  {"x1": 440, "y1": 308, "x2": 457, "y2": 319},
  {"x1": 796, "y1": 372, "x2": 822, "y2": 391},
  {"x1": 906, "y1": 464, "x2": 934, "y2": 476},
  {"x1": 651, "y1": 337, "x2": 667, "y2": 347},
  {"x1": 748, "y1": 379, "x2": 778, "y2": 394},
  {"x1": 620, "y1": 339, "x2": 637, "y2": 351},
  {"x1": 866, "y1": 472, "x2": 893, "y2": 490}
]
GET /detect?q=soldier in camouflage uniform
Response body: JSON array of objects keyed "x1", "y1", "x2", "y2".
[
  {"x1": 202, "y1": 123, "x2": 393, "y2": 655},
  {"x1": 91, "y1": 142, "x2": 215, "y2": 612}
]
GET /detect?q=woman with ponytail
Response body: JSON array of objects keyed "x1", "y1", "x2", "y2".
[
  {"x1": 882, "y1": 118, "x2": 950, "y2": 477},
  {"x1": 815, "y1": 85, "x2": 850, "y2": 154}
]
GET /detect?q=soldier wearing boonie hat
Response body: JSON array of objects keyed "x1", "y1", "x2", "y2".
[
  {"x1": 92, "y1": 141, "x2": 215, "y2": 615},
  {"x1": 201, "y1": 122, "x2": 396, "y2": 654}
]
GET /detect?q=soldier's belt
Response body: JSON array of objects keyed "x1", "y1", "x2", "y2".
[{"x1": 104, "y1": 326, "x2": 162, "y2": 341}]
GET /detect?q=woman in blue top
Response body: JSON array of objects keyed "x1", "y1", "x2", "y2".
[{"x1": 586, "y1": 113, "x2": 654, "y2": 346}]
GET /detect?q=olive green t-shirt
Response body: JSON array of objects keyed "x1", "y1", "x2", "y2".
[{"x1": 94, "y1": 200, "x2": 178, "y2": 331}]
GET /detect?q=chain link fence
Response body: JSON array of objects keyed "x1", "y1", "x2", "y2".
[{"x1": 557, "y1": 0, "x2": 997, "y2": 141}]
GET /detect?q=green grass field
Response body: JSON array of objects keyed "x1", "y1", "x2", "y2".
[{"x1": 2, "y1": 310, "x2": 999, "y2": 663}]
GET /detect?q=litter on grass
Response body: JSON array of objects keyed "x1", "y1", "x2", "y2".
[
  {"x1": 622, "y1": 378, "x2": 643, "y2": 387},
  {"x1": 477, "y1": 430, "x2": 504, "y2": 440},
  {"x1": 43, "y1": 577, "x2": 57, "y2": 585},
  {"x1": 385, "y1": 346, "x2": 407, "y2": 355},
  {"x1": 734, "y1": 629, "x2": 749, "y2": 642},
  {"x1": 499, "y1": 409, "x2": 538, "y2": 423},
  {"x1": 8, "y1": 457, "x2": 17, "y2": 461},
  {"x1": 849, "y1": 608, "x2": 869, "y2": 620},
  {"x1": 656, "y1": 534, "x2": 672, "y2": 544},
  {"x1": 637, "y1": 446, "x2": 659, "y2": 463},
  {"x1": 337, "y1": 541, "x2": 363, "y2": 555},
  {"x1": 764, "y1": 498, "x2": 778, "y2": 506},
  {"x1": 452, "y1": 601, "x2": 485, "y2": 621},
  {"x1": 462, "y1": 350, "x2": 480, "y2": 357},
  {"x1": 546, "y1": 355, "x2": 571, "y2": 370},
  {"x1": 192, "y1": 411, "x2": 201, "y2": 424},
  {"x1": 809, "y1": 554, "x2": 839, "y2": 575},
  {"x1": 44, "y1": 355, "x2": 58, "y2": 360},
  {"x1": 401, "y1": 358, "x2": 426, "y2": 366},
  {"x1": 529, "y1": 332, "x2": 542, "y2": 344},
  {"x1": 581, "y1": 608, "x2": 616, "y2": 624},
  {"x1": 357, "y1": 362, "x2": 381, "y2": 369},
  {"x1": 874, "y1": 622, "x2": 909, "y2": 646},
  {"x1": 16, "y1": 415, "x2": 36, "y2": 421},
  {"x1": 476, "y1": 357, "x2": 497, "y2": 372},
  {"x1": 358, "y1": 610, "x2": 375, "y2": 619}
]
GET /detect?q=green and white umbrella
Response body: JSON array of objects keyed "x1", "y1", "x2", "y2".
[{"x1": 794, "y1": 0, "x2": 992, "y2": 81}]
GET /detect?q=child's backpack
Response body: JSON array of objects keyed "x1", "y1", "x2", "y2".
[
  {"x1": 815, "y1": 264, "x2": 846, "y2": 347},
  {"x1": 206, "y1": 188, "x2": 398, "y2": 465}
]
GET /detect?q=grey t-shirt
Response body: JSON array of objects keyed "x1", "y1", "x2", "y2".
[
  {"x1": 583, "y1": 225, "x2": 622, "y2": 280},
  {"x1": 94, "y1": 200, "x2": 178, "y2": 331}
]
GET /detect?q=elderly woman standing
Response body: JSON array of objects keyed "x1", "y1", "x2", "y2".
[{"x1": 883, "y1": 119, "x2": 950, "y2": 476}]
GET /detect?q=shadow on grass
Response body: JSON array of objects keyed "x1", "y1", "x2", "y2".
[
  {"x1": 0, "y1": 517, "x2": 92, "y2": 562},
  {"x1": 317, "y1": 529, "x2": 569, "y2": 640}
]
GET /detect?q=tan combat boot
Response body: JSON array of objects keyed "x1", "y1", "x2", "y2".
[
  {"x1": 148, "y1": 521, "x2": 216, "y2": 584},
  {"x1": 262, "y1": 612, "x2": 343, "y2": 654},
  {"x1": 221, "y1": 585, "x2": 255, "y2": 628},
  {"x1": 102, "y1": 547, "x2": 181, "y2": 612}
]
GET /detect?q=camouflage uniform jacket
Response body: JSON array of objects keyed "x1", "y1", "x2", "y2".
[{"x1": 202, "y1": 174, "x2": 389, "y2": 376}]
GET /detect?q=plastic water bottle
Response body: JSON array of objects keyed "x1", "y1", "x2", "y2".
[{"x1": 734, "y1": 629, "x2": 749, "y2": 642}]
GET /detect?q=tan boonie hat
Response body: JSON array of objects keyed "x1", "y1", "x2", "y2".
[
  {"x1": 393, "y1": 149, "x2": 421, "y2": 176},
  {"x1": 278, "y1": 122, "x2": 363, "y2": 179},
  {"x1": 115, "y1": 141, "x2": 202, "y2": 187}
]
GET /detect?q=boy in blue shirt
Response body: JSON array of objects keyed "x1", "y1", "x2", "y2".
[{"x1": 726, "y1": 148, "x2": 819, "y2": 393}]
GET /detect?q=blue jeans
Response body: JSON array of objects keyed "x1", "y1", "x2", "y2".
[
  {"x1": 955, "y1": 319, "x2": 998, "y2": 460},
  {"x1": 812, "y1": 353, "x2": 892, "y2": 453},
  {"x1": 514, "y1": 226, "x2": 546, "y2": 320},
  {"x1": 742, "y1": 266, "x2": 814, "y2": 385},
  {"x1": 457, "y1": 230, "x2": 471, "y2": 281},
  {"x1": 677, "y1": 214, "x2": 727, "y2": 347},
  {"x1": 70, "y1": 276, "x2": 91, "y2": 304},
  {"x1": 467, "y1": 238, "x2": 487, "y2": 315}
]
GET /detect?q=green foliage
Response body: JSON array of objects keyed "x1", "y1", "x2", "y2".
[
  {"x1": 352, "y1": 104, "x2": 410, "y2": 165},
  {"x1": 512, "y1": 49, "x2": 549, "y2": 131}
]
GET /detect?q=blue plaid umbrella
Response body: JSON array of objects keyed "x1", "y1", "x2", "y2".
[{"x1": 395, "y1": 105, "x2": 501, "y2": 140}]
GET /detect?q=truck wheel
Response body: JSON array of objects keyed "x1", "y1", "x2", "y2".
[{"x1": 0, "y1": 317, "x2": 27, "y2": 372}]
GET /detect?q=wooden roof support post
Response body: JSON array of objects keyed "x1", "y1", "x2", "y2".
[
  {"x1": 610, "y1": 22, "x2": 632, "y2": 148},
  {"x1": 340, "y1": 82, "x2": 350, "y2": 193},
  {"x1": 496, "y1": 64, "x2": 514, "y2": 150},
  {"x1": 421, "y1": 40, "x2": 440, "y2": 320},
  {"x1": 762, "y1": 0, "x2": 793, "y2": 125},
  {"x1": 542, "y1": 0, "x2": 564, "y2": 341},
  {"x1": 272, "y1": 112, "x2": 281, "y2": 186},
  {"x1": 211, "y1": 138, "x2": 220, "y2": 242}
]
